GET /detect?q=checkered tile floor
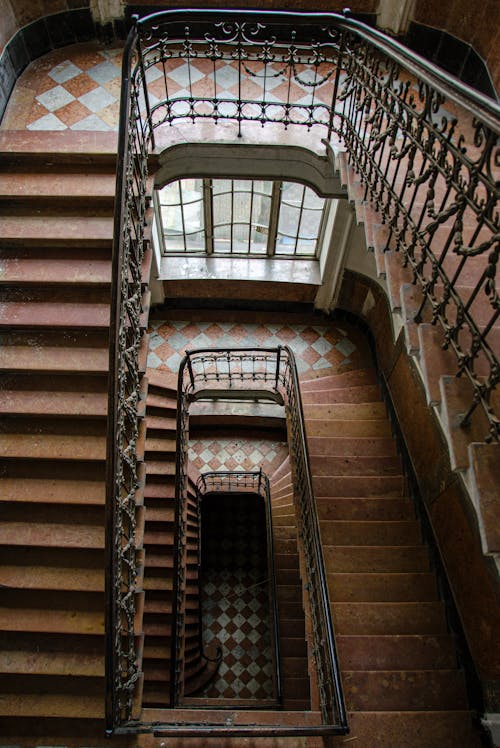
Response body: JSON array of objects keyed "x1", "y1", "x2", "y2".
[
  {"x1": 189, "y1": 437, "x2": 288, "y2": 475},
  {"x1": 200, "y1": 494, "x2": 274, "y2": 700},
  {"x1": 1, "y1": 41, "x2": 334, "y2": 132},
  {"x1": 148, "y1": 318, "x2": 365, "y2": 377}
]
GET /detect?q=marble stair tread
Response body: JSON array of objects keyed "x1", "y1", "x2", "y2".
[
  {"x1": 323, "y1": 545, "x2": 430, "y2": 573},
  {"x1": 0, "y1": 301, "x2": 111, "y2": 329},
  {"x1": 299, "y1": 368, "x2": 377, "y2": 389},
  {"x1": 0, "y1": 433, "x2": 106, "y2": 461},
  {"x1": 320, "y1": 520, "x2": 421, "y2": 545},
  {"x1": 305, "y1": 419, "x2": 392, "y2": 437},
  {"x1": 1, "y1": 564, "x2": 104, "y2": 592},
  {"x1": 0, "y1": 521, "x2": 103, "y2": 549},
  {"x1": 0, "y1": 601, "x2": 105, "y2": 636},
  {"x1": 301, "y1": 384, "x2": 383, "y2": 403},
  {"x1": 0, "y1": 344, "x2": 111, "y2": 374},
  {"x1": 0, "y1": 478, "x2": 105, "y2": 505},
  {"x1": 331, "y1": 602, "x2": 448, "y2": 635},
  {"x1": 0, "y1": 389, "x2": 107, "y2": 417},
  {"x1": 315, "y1": 497, "x2": 415, "y2": 521},
  {"x1": 313, "y1": 475, "x2": 405, "y2": 497},
  {"x1": 309, "y1": 454, "x2": 401, "y2": 475},
  {"x1": 0, "y1": 172, "x2": 116, "y2": 203},
  {"x1": 303, "y1": 402, "x2": 387, "y2": 422},
  {"x1": 0, "y1": 648, "x2": 104, "y2": 677},
  {"x1": 0, "y1": 257, "x2": 111, "y2": 285},
  {"x1": 0, "y1": 215, "x2": 113, "y2": 246},
  {"x1": 340, "y1": 710, "x2": 483, "y2": 748},
  {"x1": 337, "y1": 634, "x2": 457, "y2": 670},
  {"x1": 307, "y1": 435, "x2": 397, "y2": 457},
  {"x1": 327, "y1": 572, "x2": 438, "y2": 602},
  {"x1": 0, "y1": 692, "x2": 104, "y2": 719},
  {"x1": 342, "y1": 670, "x2": 467, "y2": 711}
]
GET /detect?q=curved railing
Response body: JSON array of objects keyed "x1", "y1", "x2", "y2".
[
  {"x1": 195, "y1": 469, "x2": 282, "y2": 706},
  {"x1": 106, "y1": 8, "x2": 499, "y2": 732}
]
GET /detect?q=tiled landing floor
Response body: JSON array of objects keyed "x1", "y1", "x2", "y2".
[
  {"x1": 200, "y1": 493, "x2": 274, "y2": 700},
  {"x1": 148, "y1": 317, "x2": 369, "y2": 377}
]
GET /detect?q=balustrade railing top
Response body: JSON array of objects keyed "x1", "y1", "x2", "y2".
[{"x1": 106, "y1": 8, "x2": 499, "y2": 733}]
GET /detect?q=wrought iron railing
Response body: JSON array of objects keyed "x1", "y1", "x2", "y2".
[
  {"x1": 106, "y1": 7, "x2": 499, "y2": 732},
  {"x1": 195, "y1": 469, "x2": 282, "y2": 706},
  {"x1": 171, "y1": 347, "x2": 347, "y2": 732}
]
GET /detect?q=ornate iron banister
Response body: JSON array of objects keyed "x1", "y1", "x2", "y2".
[
  {"x1": 195, "y1": 469, "x2": 282, "y2": 706},
  {"x1": 107, "y1": 8, "x2": 499, "y2": 733},
  {"x1": 171, "y1": 347, "x2": 347, "y2": 730}
]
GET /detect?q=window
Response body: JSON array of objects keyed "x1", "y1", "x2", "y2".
[{"x1": 156, "y1": 178, "x2": 326, "y2": 258}]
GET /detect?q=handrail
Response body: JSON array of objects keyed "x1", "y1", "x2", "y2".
[
  {"x1": 171, "y1": 347, "x2": 347, "y2": 731},
  {"x1": 106, "y1": 8, "x2": 499, "y2": 732},
  {"x1": 195, "y1": 469, "x2": 282, "y2": 706}
]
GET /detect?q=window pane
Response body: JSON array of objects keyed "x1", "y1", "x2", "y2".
[
  {"x1": 158, "y1": 180, "x2": 180, "y2": 206},
  {"x1": 213, "y1": 225, "x2": 232, "y2": 253},
  {"x1": 233, "y1": 223, "x2": 250, "y2": 253}
]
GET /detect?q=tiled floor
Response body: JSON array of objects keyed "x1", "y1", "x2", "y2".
[
  {"x1": 148, "y1": 318, "x2": 368, "y2": 377},
  {"x1": 200, "y1": 493, "x2": 274, "y2": 701},
  {"x1": 1, "y1": 43, "x2": 124, "y2": 131}
]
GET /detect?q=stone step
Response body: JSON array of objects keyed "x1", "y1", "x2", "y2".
[
  {"x1": 343, "y1": 670, "x2": 467, "y2": 711},
  {"x1": 1, "y1": 389, "x2": 107, "y2": 418},
  {"x1": 0, "y1": 300, "x2": 110, "y2": 330},
  {"x1": 301, "y1": 384, "x2": 382, "y2": 404},
  {"x1": 337, "y1": 634, "x2": 457, "y2": 670},
  {"x1": 0, "y1": 172, "x2": 116, "y2": 208},
  {"x1": 313, "y1": 475, "x2": 404, "y2": 497},
  {"x1": 327, "y1": 572, "x2": 438, "y2": 602},
  {"x1": 305, "y1": 419, "x2": 392, "y2": 437},
  {"x1": 0, "y1": 433, "x2": 106, "y2": 461},
  {"x1": 1, "y1": 564, "x2": 104, "y2": 592},
  {"x1": 0, "y1": 691, "x2": 104, "y2": 718},
  {"x1": 324, "y1": 545, "x2": 430, "y2": 573},
  {"x1": 0, "y1": 521, "x2": 104, "y2": 550},
  {"x1": 300, "y1": 368, "x2": 377, "y2": 389},
  {"x1": 307, "y1": 435, "x2": 397, "y2": 457},
  {"x1": 0, "y1": 257, "x2": 111, "y2": 286},
  {"x1": 321, "y1": 520, "x2": 420, "y2": 545},
  {"x1": 0, "y1": 478, "x2": 105, "y2": 505},
  {"x1": 316, "y1": 497, "x2": 415, "y2": 521},
  {"x1": 0, "y1": 648, "x2": 103, "y2": 677},
  {"x1": 0, "y1": 215, "x2": 113, "y2": 247},
  {"x1": 340, "y1": 710, "x2": 482, "y2": 748},
  {"x1": 310, "y1": 454, "x2": 401, "y2": 476},
  {"x1": 332, "y1": 602, "x2": 447, "y2": 635},
  {"x1": 303, "y1": 402, "x2": 387, "y2": 420}
]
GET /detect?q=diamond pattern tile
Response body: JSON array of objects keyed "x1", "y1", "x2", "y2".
[{"x1": 200, "y1": 494, "x2": 274, "y2": 700}]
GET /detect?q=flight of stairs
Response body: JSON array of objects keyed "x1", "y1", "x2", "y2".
[
  {"x1": 337, "y1": 150, "x2": 499, "y2": 554},
  {"x1": 0, "y1": 132, "x2": 147, "y2": 725},
  {"x1": 298, "y1": 366, "x2": 483, "y2": 747},
  {"x1": 269, "y1": 456, "x2": 311, "y2": 710},
  {"x1": 142, "y1": 370, "x2": 218, "y2": 707}
]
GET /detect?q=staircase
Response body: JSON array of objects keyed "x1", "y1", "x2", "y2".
[
  {"x1": 269, "y1": 456, "x2": 311, "y2": 710},
  {"x1": 337, "y1": 150, "x2": 499, "y2": 555},
  {"x1": 0, "y1": 132, "x2": 146, "y2": 725},
  {"x1": 142, "y1": 370, "x2": 216, "y2": 706},
  {"x1": 298, "y1": 366, "x2": 483, "y2": 747}
]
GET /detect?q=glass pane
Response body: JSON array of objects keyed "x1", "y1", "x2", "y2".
[
  {"x1": 281, "y1": 181, "x2": 304, "y2": 207},
  {"x1": 180, "y1": 178, "x2": 204, "y2": 205},
  {"x1": 303, "y1": 185, "x2": 324, "y2": 209},
  {"x1": 233, "y1": 223, "x2": 250, "y2": 253},
  {"x1": 213, "y1": 193, "x2": 232, "y2": 228},
  {"x1": 234, "y1": 179, "x2": 252, "y2": 191},
  {"x1": 212, "y1": 179, "x2": 232, "y2": 195},
  {"x1": 158, "y1": 180, "x2": 180, "y2": 206},
  {"x1": 277, "y1": 202, "x2": 300, "y2": 239},
  {"x1": 233, "y1": 190, "x2": 252, "y2": 225},
  {"x1": 162, "y1": 203, "x2": 184, "y2": 235},
  {"x1": 213, "y1": 225, "x2": 232, "y2": 253},
  {"x1": 185, "y1": 230, "x2": 205, "y2": 252},
  {"x1": 298, "y1": 207, "x2": 322, "y2": 240}
]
